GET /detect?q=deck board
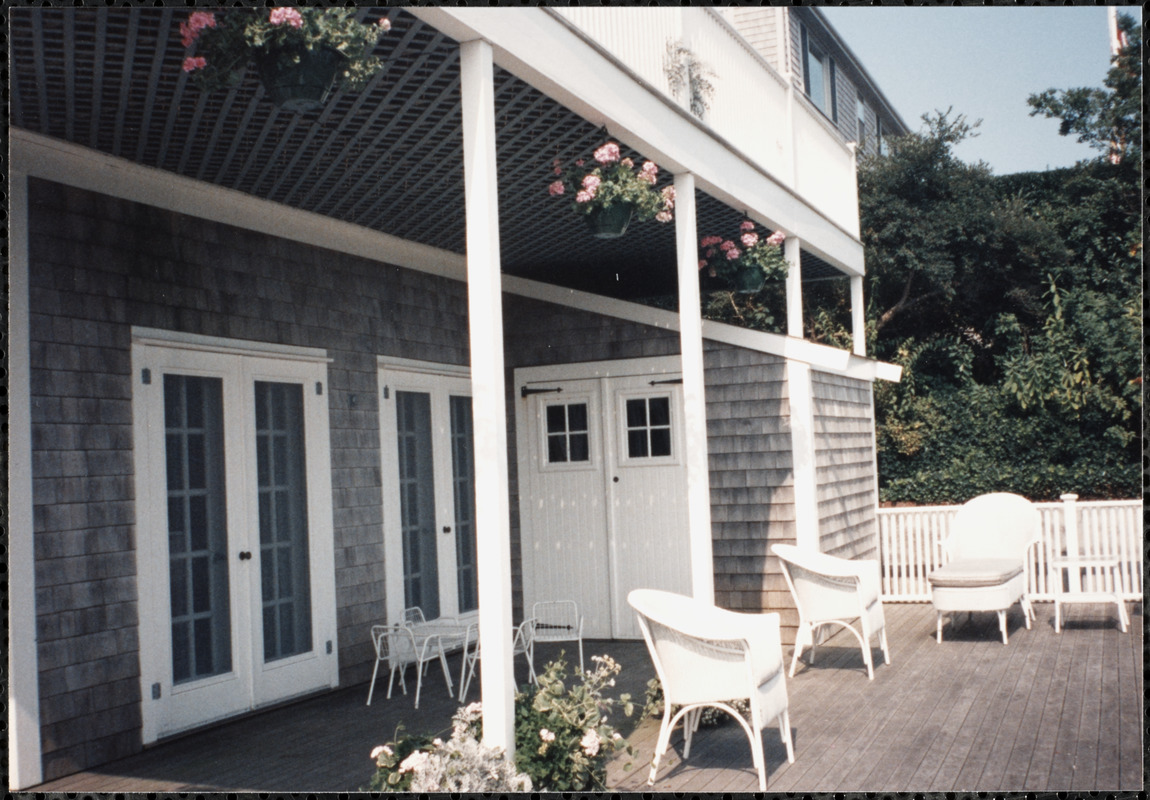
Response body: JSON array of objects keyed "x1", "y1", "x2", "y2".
[{"x1": 29, "y1": 602, "x2": 1141, "y2": 793}]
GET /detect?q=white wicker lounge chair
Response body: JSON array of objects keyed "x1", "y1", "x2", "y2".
[
  {"x1": 628, "y1": 589, "x2": 794, "y2": 792},
  {"x1": 771, "y1": 543, "x2": 890, "y2": 680},
  {"x1": 928, "y1": 492, "x2": 1040, "y2": 644}
]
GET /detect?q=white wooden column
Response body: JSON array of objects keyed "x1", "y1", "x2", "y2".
[
  {"x1": 786, "y1": 361, "x2": 820, "y2": 552},
  {"x1": 8, "y1": 172, "x2": 43, "y2": 790},
  {"x1": 674, "y1": 172, "x2": 714, "y2": 602},
  {"x1": 851, "y1": 274, "x2": 866, "y2": 356},
  {"x1": 460, "y1": 38, "x2": 515, "y2": 754},
  {"x1": 784, "y1": 236, "x2": 803, "y2": 339}
]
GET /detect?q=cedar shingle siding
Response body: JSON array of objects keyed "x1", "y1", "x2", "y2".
[
  {"x1": 703, "y1": 343, "x2": 797, "y2": 632},
  {"x1": 812, "y1": 371, "x2": 878, "y2": 561},
  {"x1": 27, "y1": 177, "x2": 874, "y2": 779},
  {"x1": 25, "y1": 178, "x2": 707, "y2": 778}
]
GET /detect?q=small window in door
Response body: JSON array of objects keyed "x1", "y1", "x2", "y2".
[
  {"x1": 625, "y1": 396, "x2": 672, "y2": 459},
  {"x1": 546, "y1": 402, "x2": 590, "y2": 464}
]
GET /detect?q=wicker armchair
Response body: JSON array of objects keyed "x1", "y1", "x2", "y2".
[{"x1": 628, "y1": 589, "x2": 794, "y2": 792}]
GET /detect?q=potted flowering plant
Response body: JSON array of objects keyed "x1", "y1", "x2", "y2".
[
  {"x1": 179, "y1": 8, "x2": 392, "y2": 112},
  {"x1": 699, "y1": 220, "x2": 788, "y2": 293},
  {"x1": 549, "y1": 141, "x2": 676, "y2": 238}
]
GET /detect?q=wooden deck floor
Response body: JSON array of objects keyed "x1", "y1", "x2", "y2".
[{"x1": 28, "y1": 602, "x2": 1142, "y2": 793}]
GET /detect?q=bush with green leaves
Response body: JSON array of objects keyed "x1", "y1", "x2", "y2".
[
  {"x1": 365, "y1": 654, "x2": 634, "y2": 793},
  {"x1": 641, "y1": 677, "x2": 750, "y2": 727}
]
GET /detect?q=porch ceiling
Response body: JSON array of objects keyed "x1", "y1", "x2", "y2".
[{"x1": 9, "y1": 7, "x2": 844, "y2": 300}]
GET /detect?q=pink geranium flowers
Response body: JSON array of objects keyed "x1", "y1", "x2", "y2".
[
  {"x1": 548, "y1": 140, "x2": 675, "y2": 231},
  {"x1": 698, "y1": 220, "x2": 789, "y2": 289},
  {"x1": 269, "y1": 7, "x2": 304, "y2": 29},
  {"x1": 179, "y1": 11, "x2": 216, "y2": 48}
]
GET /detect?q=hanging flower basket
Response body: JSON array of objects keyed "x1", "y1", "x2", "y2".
[
  {"x1": 698, "y1": 222, "x2": 788, "y2": 293},
  {"x1": 584, "y1": 202, "x2": 635, "y2": 239},
  {"x1": 549, "y1": 141, "x2": 675, "y2": 239},
  {"x1": 178, "y1": 9, "x2": 392, "y2": 112},
  {"x1": 255, "y1": 46, "x2": 345, "y2": 112}
]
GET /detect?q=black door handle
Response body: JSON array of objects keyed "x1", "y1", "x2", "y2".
[{"x1": 239, "y1": 551, "x2": 252, "y2": 560}]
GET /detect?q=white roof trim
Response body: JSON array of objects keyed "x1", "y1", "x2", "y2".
[
  {"x1": 14, "y1": 129, "x2": 899, "y2": 383},
  {"x1": 131, "y1": 326, "x2": 331, "y2": 363}
]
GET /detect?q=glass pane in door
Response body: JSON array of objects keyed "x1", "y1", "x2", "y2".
[
  {"x1": 396, "y1": 391, "x2": 439, "y2": 619},
  {"x1": 450, "y1": 395, "x2": 477, "y2": 612},
  {"x1": 255, "y1": 382, "x2": 313, "y2": 662},
  {"x1": 164, "y1": 374, "x2": 231, "y2": 683}
]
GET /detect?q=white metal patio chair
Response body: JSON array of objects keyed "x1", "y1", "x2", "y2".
[
  {"x1": 928, "y1": 492, "x2": 1040, "y2": 645},
  {"x1": 365, "y1": 623, "x2": 453, "y2": 709},
  {"x1": 771, "y1": 543, "x2": 890, "y2": 680},
  {"x1": 457, "y1": 617, "x2": 537, "y2": 701},
  {"x1": 628, "y1": 589, "x2": 794, "y2": 792},
  {"x1": 531, "y1": 600, "x2": 584, "y2": 673}
]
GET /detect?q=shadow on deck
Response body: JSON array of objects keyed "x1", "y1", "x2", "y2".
[{"x1": 29, "y1": 601, "x2": 1142, "y2": 793}]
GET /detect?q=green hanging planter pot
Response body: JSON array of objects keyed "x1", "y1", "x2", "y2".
[
  {"x1": 732, "y1": 266, "x2": 767, "y2": 293},
  {"x1": 584, "y1": 202, "x2": 635, "y2": 239},
  {"x1": 256, "y1": 46, "x2": 346, "y2": 113}
]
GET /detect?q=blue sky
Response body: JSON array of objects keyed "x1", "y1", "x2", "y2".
[{"x1": 820, "y1": 6, "x2": 1136, "y2": 175}]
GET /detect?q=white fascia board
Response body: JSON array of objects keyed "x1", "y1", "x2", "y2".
[
  {"x1": 502, "y1": 274, "x2": 901, "y2": 383},
  {"x1": 12, "y1": 132, "x2": 897, "y2": 383},
  {"x1": 411, "y1": 7, "x2": 864, "y2": 275},
  {"x1": 9, "y1": 128, "x2": 468, "y2": 281}
]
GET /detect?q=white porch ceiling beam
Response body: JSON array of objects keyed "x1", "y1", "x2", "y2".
[
  {"x1": 674, "y1": 174, "x2": 714, "y2": 603},
  {"x1": 460, "y1": 39, "x2": 516, "y2": 755},
  {"x1": 409, "y1": 7, "x2": 864, "y2": 276}
]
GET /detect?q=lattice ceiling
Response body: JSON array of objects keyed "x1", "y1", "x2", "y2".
[{"x1": 9, "y1": 7, "x2": 845, "y2": 300}]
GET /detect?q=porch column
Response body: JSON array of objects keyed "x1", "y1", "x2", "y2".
[
  {"x1": 673, "y1": 172, "x2": 715, "y2": 602},
  {"x1": 784, "y1": 236, "x2": 803, "y2": 338},
  {"x1": 460, "y1": 38, "x2": 515, "y2": 754},
  {"x1": 851, "y1": 274, "x2": 866, "y2": 356},
  {"x1": 8, "y1": 171, "x2": 43, "y2": 790}
]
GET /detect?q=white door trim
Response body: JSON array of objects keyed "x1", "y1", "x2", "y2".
[
  {"x1": 378, "y1": 360, "x2": 473, "y2": 625},
  {"x1": 132, "y1": 338, "x2": 338, "y2": 743}
]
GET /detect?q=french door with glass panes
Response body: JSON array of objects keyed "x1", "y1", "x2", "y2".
[
  {"x1": 379, "y1": 363, "x2": 477, "y2": 623},
  {"x1": 133, "y1": 336, "x2": 337, "y2": 744}
]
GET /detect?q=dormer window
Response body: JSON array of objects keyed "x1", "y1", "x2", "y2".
[{"x1": 800, "y1": 23, "x2": 837, "y2": 123}]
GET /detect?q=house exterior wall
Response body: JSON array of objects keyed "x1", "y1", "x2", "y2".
[
  {"x1": 724, "y1": 7, "x2": 904, "y2": 156},
  {"x1": 702, "y1": 342, "x2": 798, "y2": 634},
  {"x1": 23, "y1": 176, "x2": 877, "y2": 779},
  {"x1": 25, "y1": 177, "x2": 471, "y2": 779},
  {"x1": 812, "y1": 370, "x2": 878, "y2": 561}
]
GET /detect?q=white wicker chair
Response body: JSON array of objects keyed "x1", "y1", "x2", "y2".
[
  {"x1": 771, "y1": 544, "x2": 890, "y2": 680},
  {"x1": 928, "y1": 492, "x2": 1040, "y2": 644},
  {"x1": 531, "y1": 600, "x2": 584, "y2": 672},
  {"x1": 628, "y1": 589, "x2": 794, "y2": 792}
]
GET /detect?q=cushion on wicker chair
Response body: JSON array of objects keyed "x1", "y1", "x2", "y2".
[{"x1": 928, "y1": 559, "x2": 1023, "y2": 588}]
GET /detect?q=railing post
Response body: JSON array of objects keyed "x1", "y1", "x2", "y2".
[{"x1": 1061, "y1": 493, "x2": 1080, "y2": 592}]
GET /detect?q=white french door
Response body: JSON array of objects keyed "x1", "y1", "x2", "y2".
[
  {"x1": 379, "y1": 362, "x2": 477, "y2": 623},
  {"x1": 517, "y1": 357, "x2": 692, "y2": 639},
  {"x1": 133, "y1": 334, "x2": 337, "y2": 743}
]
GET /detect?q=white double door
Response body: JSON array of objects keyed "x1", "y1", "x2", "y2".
[
  {"x1": 517, "y1": 357, "x2": 692, "y2": 639},
  {"x1": 133, "y1": 337, "x2": 337, "y2": 743},
  {"x1": 378, "y1": 363, "x2": 478, "y2": 623}
]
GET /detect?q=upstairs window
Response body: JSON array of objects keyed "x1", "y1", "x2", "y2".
[
  {"x1": 800, "y1": 24, "x2": 837, "y2": 123},
  {"x1": 857, "y1": 97, "x2": 868, "y2": 149}
]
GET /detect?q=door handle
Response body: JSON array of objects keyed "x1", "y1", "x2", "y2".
[
  {"x1": 442, "y1": 526, "x2": 452, "y2": 534},
  {"x1": 238, "y1": 551, "x2": 253, "y2": 560}
]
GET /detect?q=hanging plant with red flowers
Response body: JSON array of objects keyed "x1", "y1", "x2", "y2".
[{"x1": 178, "y1": 8, "x2": 392, "y2": 107}]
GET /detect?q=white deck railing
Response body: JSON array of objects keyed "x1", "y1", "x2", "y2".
[{"x1": 877, "y1": 495, "x2": 1143, "y2": 602}]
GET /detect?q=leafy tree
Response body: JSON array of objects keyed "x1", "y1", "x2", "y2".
[{"x1": 857, "y1": 15, "x2": 1141, "y2": 502}]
